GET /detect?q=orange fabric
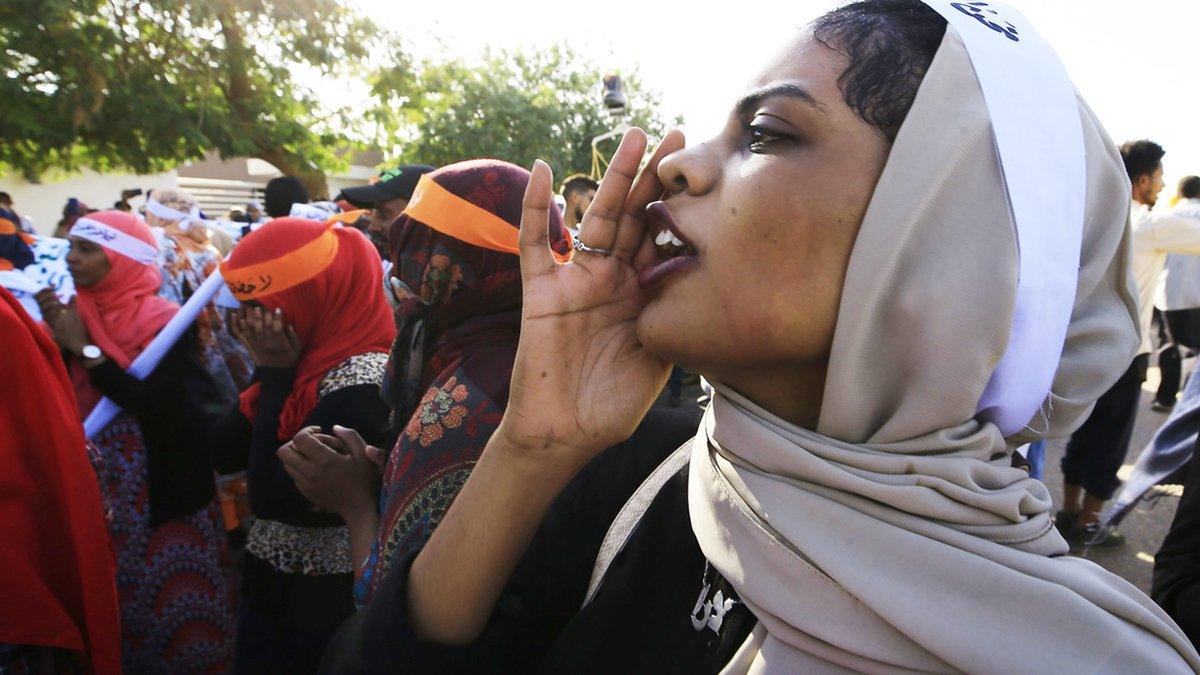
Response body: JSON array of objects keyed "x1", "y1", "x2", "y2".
[
  {"x1": 405, "y1": 174, "x2": 572, "y2": 263},
  {"x1": 160, "y1": 222, "x2": 210, "y2": 250},
  {"x1": 0, "y1": 287, "x2": 122, "y2": 674},
  {"x1": 71, "y1": 211, "x2": 179, "y2": 415},
  {"x1": 0, "y1": 259, "x2": 11, "y2": 271},
  {"x1": 0, "y1": 217, "x2": 35, "y2": 245},
  {"x1": 220, "y1": 224, "x2": 339, "y2": 301},
  {"x1": 225, "y1": 218, "x2": 396, "y2": 440},
  {"x1": 325, "y1": 209, "x2": 369, "y2": 226}
]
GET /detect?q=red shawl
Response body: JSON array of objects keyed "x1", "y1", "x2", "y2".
[
  {"x1": 0, "y1": 287, "x2": 122, "y2": 673},
  {"x1": 222, "y1": 219, "x2": 395, "y2": 439}
]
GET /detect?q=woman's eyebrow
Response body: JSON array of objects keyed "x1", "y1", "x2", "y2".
[{"x1": 735, "y1": 83, "x2": 830, "y2": 117}]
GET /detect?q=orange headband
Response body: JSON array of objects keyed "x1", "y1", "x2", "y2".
[
  {"x1": 404, "y1": 174, "x2": 571, "y2": 263},
  {"x1": 326, "y1": 209, "x2": 369, "y2": 226},
  {"x1": 221, "y1": 225, "x2": 340, "y2": 300}
]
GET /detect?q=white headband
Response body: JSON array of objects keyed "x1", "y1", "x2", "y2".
[
  {"x1": 70, "y1": 217, "x2": 159, "y2": 265},
  {"x1": 289, "y1": 202, "x2": 337, "y2": 221},
  {"x1": 146, "y1": 196, "x2": 202, "y2": 232},
  {"x1": 921, "y1": 0, "x2": 1086, "y2": 434}
]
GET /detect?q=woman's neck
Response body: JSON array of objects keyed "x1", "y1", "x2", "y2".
[{"x1": 718, "y1": 359, "x2": 828, "y2": 430}]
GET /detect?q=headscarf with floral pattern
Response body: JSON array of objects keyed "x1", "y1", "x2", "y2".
[{"x1": 361, "y1": 159, "x2": 570, "y2": 603}]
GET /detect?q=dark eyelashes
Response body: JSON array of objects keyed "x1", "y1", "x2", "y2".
[{"x1": 745, "y1": 123, "x2": 792, "y2": 153}]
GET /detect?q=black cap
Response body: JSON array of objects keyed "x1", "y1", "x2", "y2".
[{"x1": 338, "y1": 164, "x2": 436, "y2": 209}]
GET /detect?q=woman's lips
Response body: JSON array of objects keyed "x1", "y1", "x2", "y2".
[
  {"x1": 638, "y1": 255, "x2": 697, "y2": 289},
  {"x1": 644, "y1": 201, "x2": 696, "y2": 250},
  {"x1": 638, "y1": 201, "x2": 698, "y2": 290}
]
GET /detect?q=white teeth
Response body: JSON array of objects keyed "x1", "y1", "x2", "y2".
[{"x1": 655, "y1": 229, "x2": 686, "y2": 248}]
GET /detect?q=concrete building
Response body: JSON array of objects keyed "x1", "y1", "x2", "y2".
[{"x1": 2, "y1": 150, "x2": 381, "y2": 236}]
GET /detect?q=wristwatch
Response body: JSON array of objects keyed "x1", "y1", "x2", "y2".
[{"x1": 80, "y1": 344, "x2": 102, "y2": 360}]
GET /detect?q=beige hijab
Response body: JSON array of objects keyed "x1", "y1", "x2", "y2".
[{"x1": 690, "y1": 29, "x2": 1200, "y2": 673}]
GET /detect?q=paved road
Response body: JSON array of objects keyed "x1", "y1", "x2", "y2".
[{"x1": 659, "y1": 367, "x2": 1191, "y2": 595}]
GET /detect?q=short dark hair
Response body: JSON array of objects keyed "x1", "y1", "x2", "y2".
[
  {"x1": 561, "y1": 174, "x2": 598, "y2": 201},
  {"x1": 812, "y1": 0, "x2": 948, "y2": 142},
  {"x1": 1119, "y1": 140, "x2": 1165, "y2": 183},
  {"x1": 264, "y1": 176, "x2": 310, "y2": 218},
  {"x1": 1178, "y1": 176, "x2": 1200, "y2": 200},
  {"x1": 0, "y1": 192, "x2": 10, "y2": 204}
]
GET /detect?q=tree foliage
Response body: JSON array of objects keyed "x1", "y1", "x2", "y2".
[
  {"x1": 369, "y1": 44, "x2": 681, "y2": 179},
  {"x1": 0, "y1": 0, "x2": 376, "y2": 195},
  {"x1": 2, "y1": 4, "x2": 680, "y2": 193}
]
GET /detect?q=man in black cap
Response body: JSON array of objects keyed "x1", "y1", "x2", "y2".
[{"x1": 338, "y1": 164, "x2": 435, "y2": 257}]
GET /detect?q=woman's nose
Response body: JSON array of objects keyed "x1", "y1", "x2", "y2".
[{"x1": 657, "y1": 141, "x2": 719, "y2": 198}]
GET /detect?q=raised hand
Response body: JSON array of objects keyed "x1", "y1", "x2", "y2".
[
  {"x1": 496, "y1": 127, "x2": 686, "y2": 467},
  {"x1": 35, "y1": 289, "x2": 89, "y2": 356},
  {"x1": 405, "y1": 129, "x2": 687, "y2": 643}
]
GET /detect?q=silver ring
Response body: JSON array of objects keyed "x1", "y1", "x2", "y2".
[{"x1": 573, "y1": 238, "x2": 613, "y2": 257}]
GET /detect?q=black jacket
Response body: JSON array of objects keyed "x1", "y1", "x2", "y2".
[
  {"x1": 320, "y1": 407, "x2": 756, "y2": 674},
  {"x1": 85, "y1": 327, "x2": 229, "y2": 526}
]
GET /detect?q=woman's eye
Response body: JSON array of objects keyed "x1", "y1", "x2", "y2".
[{"x1": 746, "y1": 122, "x2": 791, "y2": 153}]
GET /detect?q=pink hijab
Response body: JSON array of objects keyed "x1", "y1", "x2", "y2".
[{"x1": 70, "y1": 210, "x2": 177, "y2": 414}]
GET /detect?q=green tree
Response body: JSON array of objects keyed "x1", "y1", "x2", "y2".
[
  {"x1": 369, "y1": 44, "x2": 681, "y2": 180},
  {"x1": 0, "y1": 0, "x2": 377, "y2": 196}
]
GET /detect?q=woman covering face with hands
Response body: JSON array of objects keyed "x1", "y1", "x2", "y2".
[
  {"x1": 37, "y1": 209, "x2": 237, "y2": 674},
  {"x1": 208, "y1": 217, "x2": 394, "y2": 674},
  {"x1": 322, "y1": 1, "x2": 1199, "y2": 673}
]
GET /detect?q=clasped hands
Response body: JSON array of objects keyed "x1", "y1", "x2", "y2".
[{"x1": 278, "y1": 425, "x2": 387, "y2": 520}]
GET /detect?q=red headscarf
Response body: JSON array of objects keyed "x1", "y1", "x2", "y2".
[
  {"x1": 70, "y1": 211, "x2": 178, "y2": 415},
  {"x1": 0, "y1": 287, "x2": 121, "y2": 674},
  {"x1": 222, "y1": 218, "x2": 396, "y2": 440}
]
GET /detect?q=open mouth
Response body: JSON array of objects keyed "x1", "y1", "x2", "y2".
[
  {"x1": 645, "y1": 201, "x2": 697, "y2": 259},
  {"x1": 639, "y1": 201, "x2": 699, "y2": 290},
  {"x1": 653, "y1": 227, "x2": 697, "y2": 260}
]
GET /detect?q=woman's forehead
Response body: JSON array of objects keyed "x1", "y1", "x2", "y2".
[{"x1": 745, "y1": 33, "x2": 848, "y2": 110}]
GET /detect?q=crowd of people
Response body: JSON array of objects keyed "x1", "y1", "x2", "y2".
[{"x1": 5, "y1": 0, "x2": 1200, "y2": 673}]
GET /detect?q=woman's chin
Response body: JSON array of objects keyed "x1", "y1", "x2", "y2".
[{"x1": 636, "y1": 296, "x2": 698, "y2": 366}]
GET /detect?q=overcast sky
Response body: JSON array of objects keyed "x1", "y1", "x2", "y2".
[{"x1": 349, "y1": 0, "x2": 1200, "y2": 195}]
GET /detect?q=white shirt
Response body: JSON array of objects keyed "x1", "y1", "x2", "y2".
[
  {"x1": 1131, "y1": 198, "x2": 1200, "y2": 354},
  {"x1": 1159, "y1": 252, "x2": 1200, "y2": 312}
]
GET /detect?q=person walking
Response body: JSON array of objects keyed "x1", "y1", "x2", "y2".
[{"x1": 1058, "y1": 141, "x2": 1200, "y2": 547}]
